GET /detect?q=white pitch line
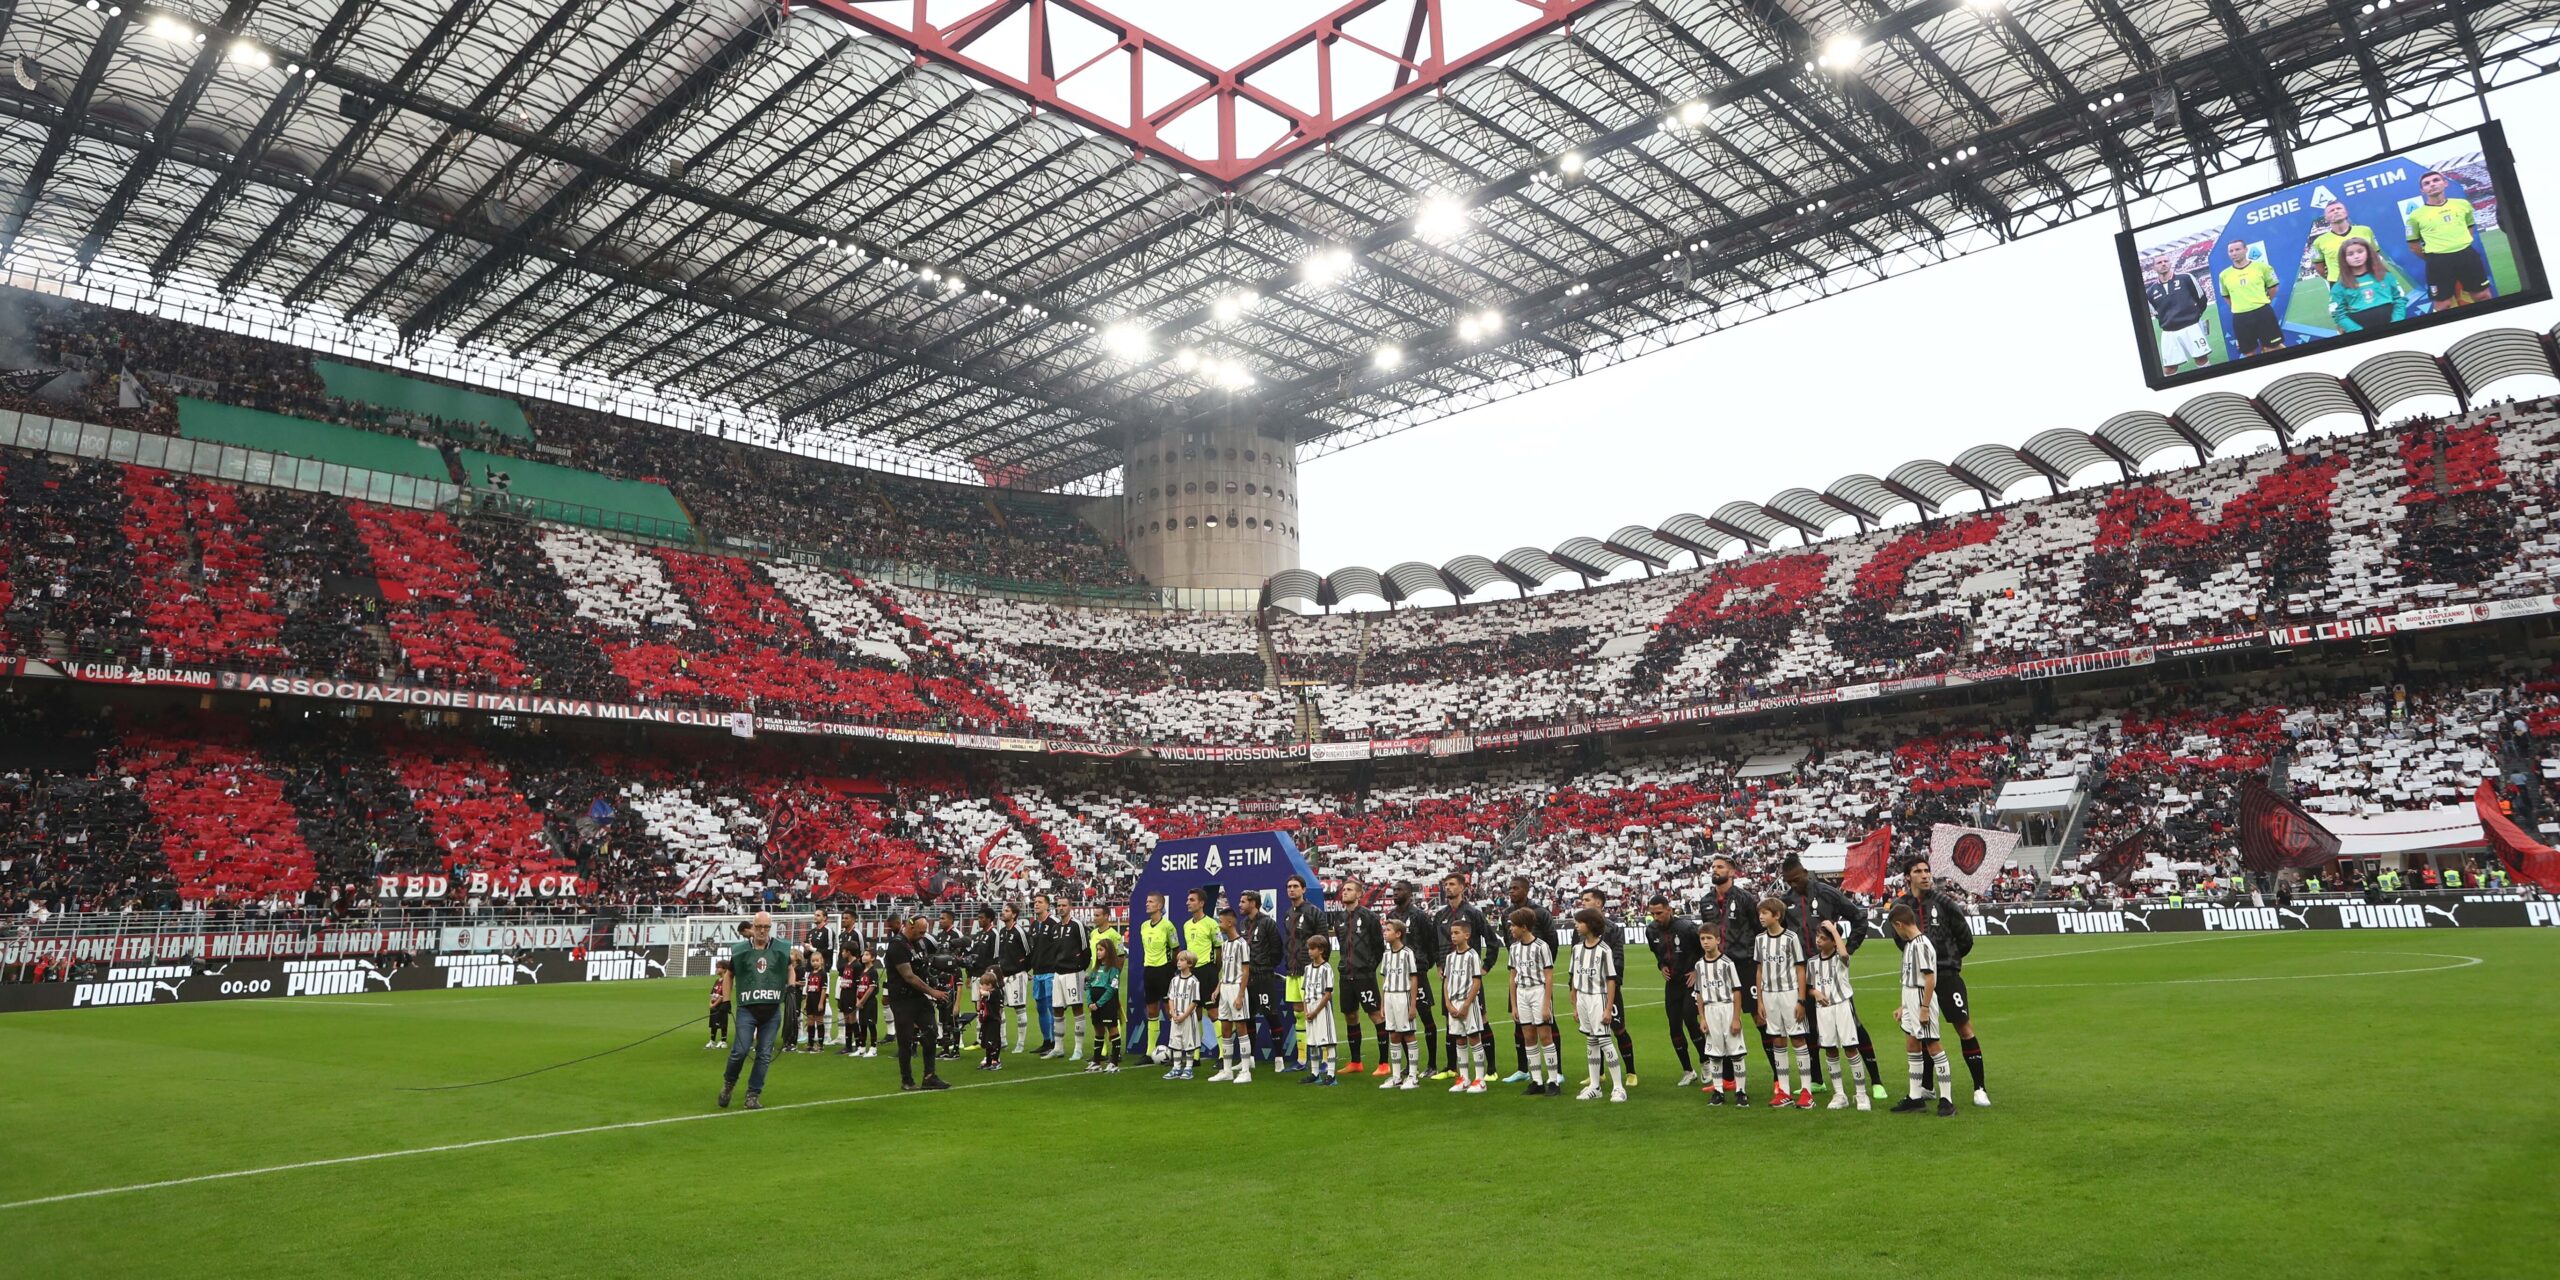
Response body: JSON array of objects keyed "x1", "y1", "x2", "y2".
[
  {"x1": 1991, "y1": 951, "x2": 2483, "y2": 988},
  {"x1": 0, "y1": 1065, "x2": 1093, "y2": 1213}
]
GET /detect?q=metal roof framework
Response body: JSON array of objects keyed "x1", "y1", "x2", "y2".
[
  {"x1": 0, "y1": 0, "x2": 2550, "y2": 493},
  {"x1": 1263, "y1": 322, "x2": 2560, "y2": 609}
]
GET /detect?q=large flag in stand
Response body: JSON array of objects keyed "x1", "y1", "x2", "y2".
[
  {"x1": 1928, "y1": 823, "x2": 2018, "y2": 895},
  {"x1": 1842, "y1": 827, "x2": 1893, "y2": 896},
  {"x1": 2474, "y1": 780, "x2": 2560, "y2": 891},
  {"x1": 2237, "y1": 778, "x2": 2341, "y2": 872},
  {"x1": 2087, "y1": 831, "x2": 2150, "y2": 887}
]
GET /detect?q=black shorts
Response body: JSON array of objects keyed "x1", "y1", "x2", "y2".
[
  {"x1": 1093, "y1": 993, "x2": 1122, "y2": 1023},
  {"x1": 2230, "y1": 305, "x2": 2283, "y2": 350},
  {"x1": 2422, "y1": 245, "x2": 2490, "y2": 300},
  {"x1": 1344, "y1": 970, "x2": 1379, "y2": 1013},
  {"x1": 1936, "y1": 972, "x2": 1974, "y2": 1026},
  {"x1": 1248, "y1": 973, "x2": 1282, "y2": 1019},
  {"x1": 1144, "y1": 964, "x2": 1175, "y2": 1004}
]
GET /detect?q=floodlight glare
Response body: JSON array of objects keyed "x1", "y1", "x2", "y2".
[{"x1": 1414, "y1": 195, "x2": 1471, "y2": 243}]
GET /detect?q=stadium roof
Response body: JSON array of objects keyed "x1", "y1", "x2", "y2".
[
  {"x1": 1266, "y1": 322, "x2": 2560, "y2": 608},
  {"x1": 2, "y1": 0, "x2": 2553, "y2": 491}
]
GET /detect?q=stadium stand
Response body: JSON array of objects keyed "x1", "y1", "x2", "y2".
[
  {"x1": 4, "y1": 651, "x2": 2548, "y2": 920},
  {"x1": 1, "y1": 287, "x2": 1142, "y2": 589}
]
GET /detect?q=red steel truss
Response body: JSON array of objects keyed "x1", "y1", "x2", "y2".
[{"x1": 798, "y1": 0, "x2": 1607, "y2": 185}]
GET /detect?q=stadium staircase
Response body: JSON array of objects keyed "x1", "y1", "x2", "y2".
[
  {"x1": 1351, "y1": 614, "x2": 1374, "y2": 689},
  {"x1": 2042, "y1": 761, "x2": 2106, "y2": 882}
]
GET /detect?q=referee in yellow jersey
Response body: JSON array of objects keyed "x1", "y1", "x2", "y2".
[
  {"x1": 2406, "y1": 171, "x2": 2493, "y2": 309},
  {"x1": 2217, "y1": 239, "x2": 2285, "y2": 356}
]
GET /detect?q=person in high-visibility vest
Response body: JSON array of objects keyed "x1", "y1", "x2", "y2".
[
  {"x1": 2404, "y1": 170, "x2": 2494, "y2": 309},
  {"x1": 2305, "y1": 874, "x2": 2323, "y2": 894},
  {"x1": 2443, "y1": 866, "x2": 2464, "y2": 890},
  {"x1": 2378, "y1": 868, "x2": 2401, "y2": 893}
]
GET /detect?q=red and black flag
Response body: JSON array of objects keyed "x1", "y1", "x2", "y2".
[
  {"x1": 1842, "y1": 827, "x2": 1893, "y2": 896},
  {"x1": 2087, "y1": 830, "x2": 2149, "y2": 887},
  {"x1": 2474, "y1": 780, "x2": 2560, "y2": 891},
  {"x1": 2237, "y1": 779, "x2": 2340, "y2": 873}
]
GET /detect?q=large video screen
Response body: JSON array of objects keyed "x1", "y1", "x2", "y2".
[{"x1": 2117, "y1": 121, "x2": 2545, "y2": 390}]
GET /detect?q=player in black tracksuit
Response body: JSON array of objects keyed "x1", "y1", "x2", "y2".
[
  {"x1": 1433, "y1": 876, "x2": 1496, "y2": 1079},
  {"x1": 1694, "y1": 856, "x2": 1773, "y2": 1079},
  {"x1": 1776, "y1": 856, "x2": 1882, "y2": 1090},
  {"x1": 1039, "y1": 908, "x2": 1087, "y2": 1057},
  {"x1": 1330, "y1": 877, "x2": 1387, "y2": 1069},
  {"x1": 1387, "y1": 886, "x2": 1441, "y2": 1074},
  {"x1": 928, "y1": 913, "x2": 964, "y2": 1056},
  {"x1": 1500, "y1": 878, "x2": 1555, "y2": 1078},
  {"x1": 1894, "y1": 859, "x2": 1986, "y2": 1100},
  {"x1": 1643, "y1": 898, "x2": 1709, "y2": 1077}
]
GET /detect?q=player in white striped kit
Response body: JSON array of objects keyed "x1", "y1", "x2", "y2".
[
  {"x1": 1691, "y1": 932, "x2": 1750, "y2": 1105},
  {"x1": 1889, "y1": 904, "x2": 1955, "y2": 1116},
  {"x1": 1809, "y1": 922, "x2": 1871, "y2": 1111},
  {"x1": 1164, "y1": 951, "x2": 1202, "y2": 1082},
  {"x1": 1568, "y1": 908, "x2": 1627, "y2": 1102},
  {"x1": 1753, "y1": 898, "x2": 1813, "y2": 1109},
  {"x1": 1210, "y1": 907, "x2": 1255, "y2": 1085},
  {"x1": 1299, "y1": 937, "x2": 1341, "y2": 1086},
  {"x1": 1377, "y1": 918, "x2": 1422, "y2": 1090},
  {"x1": 1506, "y1": 906, "x2": 1561, "y2": 1098},
  {"x1": 1441, "y1": 918, "x2": 1489, "y2": 1094}
]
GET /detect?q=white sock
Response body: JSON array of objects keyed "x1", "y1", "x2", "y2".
[
  {"x1": 1848, "y1": 1052, "x2": 1868, "y2": 1088},
  {"x1": 1543, "y1": 1043, "x2": 1561, "y2": 1082},
  {"x1": 1601, "y1": 1037, "x2": 1623, "y2": 1089},
  {"x1": 1469, "y1": 1043, "x2": 1486, "y2": 1083},
  {"x1": 1931, "y1": 1049, "x2": 1952, "y2": 1100},
  {"x1": 1908, "y1": 1050, "x2": 1927, "y2": 1099}
]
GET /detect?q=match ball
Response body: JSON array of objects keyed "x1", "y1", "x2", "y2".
[{"x1": 1151, "y1": 1044, "x2": 1171, "y2": 1064}]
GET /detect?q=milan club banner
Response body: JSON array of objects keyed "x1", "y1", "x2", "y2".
[
  {"x1": 0, "y1": 946, "x2": 673, "y2": 1014},
  {"x1": 2, "y1": 927, "x2": 442, "y2": 967},
  {"x1": 1929, "y1": 823, "x2": 2019, "y2": 894},
  {"x1": 1966, "y1": 893, "x2": 2560, "y2": 936}
]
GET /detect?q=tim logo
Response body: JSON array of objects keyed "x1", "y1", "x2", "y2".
[
  {"x1": 71, "y1": 964, "x2": 192, "y2": 1007},
  {"x1": 581, "y1": 950, "x2": 666, "y2": 982},
  {"x1": 436, "y1": 954, "x2": 541, "y2": 988},
  {"x1": 282, "y1": 959, "x2": 393, "y2": 997}
]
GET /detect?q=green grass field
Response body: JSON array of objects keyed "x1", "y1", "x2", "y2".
[{"x1": 5, "y1": 931, "x2": 2556, "y2": 1277}]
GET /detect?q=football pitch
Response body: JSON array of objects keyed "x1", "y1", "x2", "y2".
[{"x1": 5, "y1": 930, "x2": 2555, "y2": 1277}]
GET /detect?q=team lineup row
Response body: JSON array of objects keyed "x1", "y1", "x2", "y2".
[{"x1": 701, "y1": 858, "x2": 1993, "y2": 1115}]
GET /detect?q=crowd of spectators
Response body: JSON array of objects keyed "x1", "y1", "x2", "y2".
[
  {"x1": 9, "y1": 647, "x2": 2558, "y2": 929},
  {"x1": 2, "y1": 286, "x2": 1144, "y2": 588}
]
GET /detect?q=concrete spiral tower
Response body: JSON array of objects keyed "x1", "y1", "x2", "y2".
[{"x1": 1118, "y1": 426, "x2": 1300, "y2": 590}]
